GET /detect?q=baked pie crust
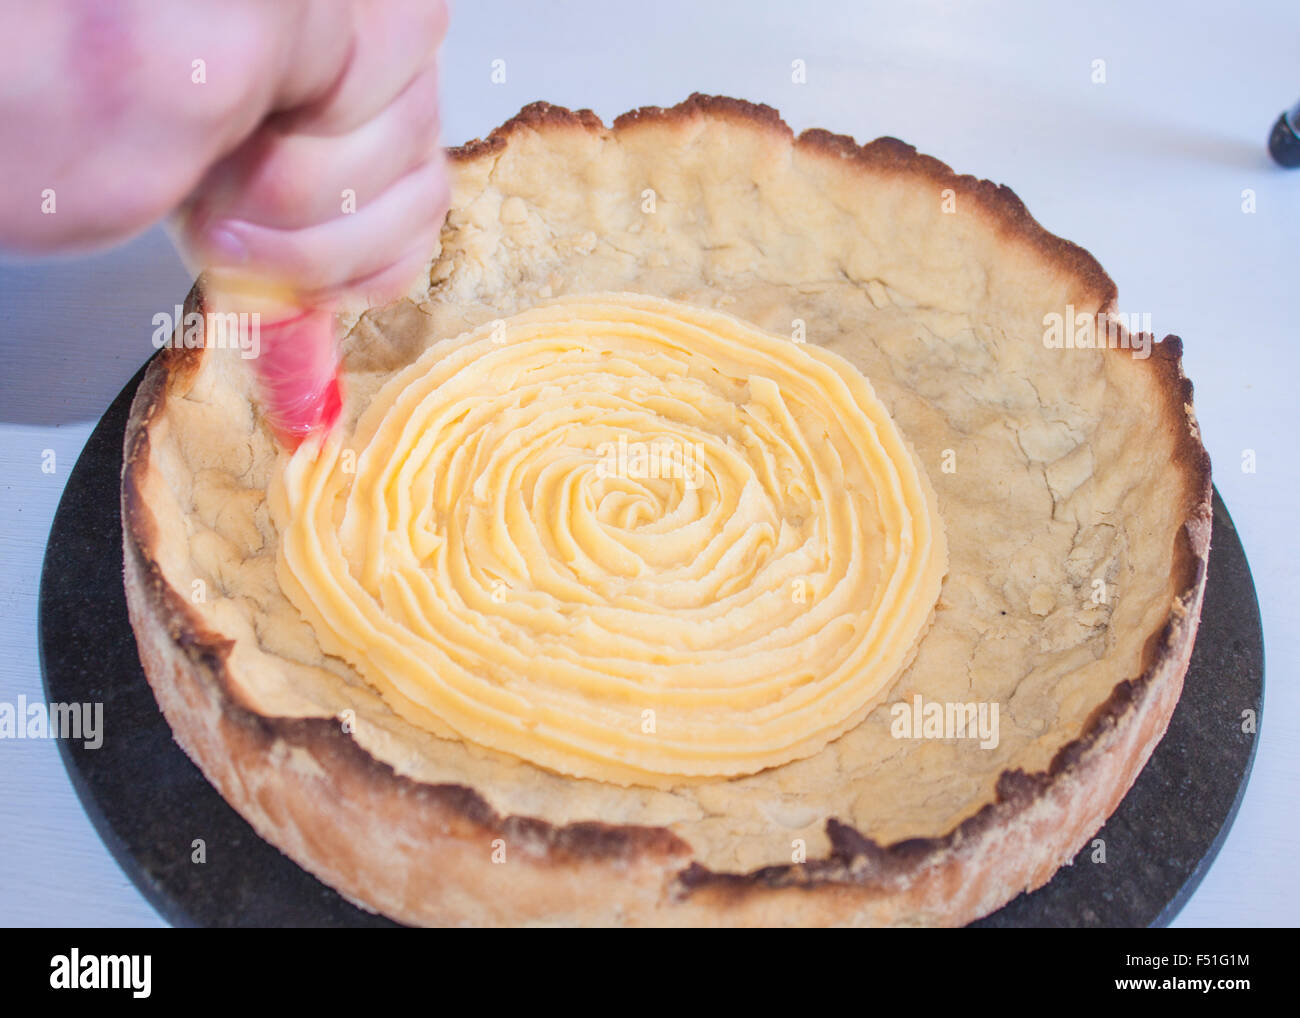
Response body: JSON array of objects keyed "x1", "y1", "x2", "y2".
[{"x1": 122, "y1": 94, "x2": 1212, "y2": 926}]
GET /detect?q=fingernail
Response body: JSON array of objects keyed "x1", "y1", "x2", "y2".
[{"x1": 206, "y1": 225, "x2": 249, "y2": 265}]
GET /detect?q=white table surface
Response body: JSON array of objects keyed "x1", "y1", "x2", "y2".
[{"x1": 1, "y1": 0, "x2": 1295, "y2": 927}]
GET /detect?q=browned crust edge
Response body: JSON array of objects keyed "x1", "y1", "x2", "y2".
[
  {"x1": 121, "y1": 94, "x2": 1213, "y2": 926},
  {"x1": 449, "y1": 93, "x2": 1120, "y2": 313}
]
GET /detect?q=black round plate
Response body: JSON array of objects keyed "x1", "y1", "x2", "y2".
[{"x1": 39, "y1": 358, "x2": 1264, "y2": 927}]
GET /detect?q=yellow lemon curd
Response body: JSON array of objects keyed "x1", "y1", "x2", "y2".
[{"x1": 272, "y1": 293, "x2": 947, "y2": 787}]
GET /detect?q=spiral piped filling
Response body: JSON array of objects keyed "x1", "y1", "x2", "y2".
[{"x1": 272, "y1": 293, "x2": 947, "y2": 786}]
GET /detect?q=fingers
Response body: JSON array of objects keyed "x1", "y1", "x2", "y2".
[
  {"x1": 189, "y1": 63, "x2": 442, "y2": 231},
  {"x1": 335, "y1": 211, "x2": 446, "y2": 305},
  {"x1": 283, "y1": 0, "x2": 449, "y2": 137},
  {"x1": 185, "y1": 149, "x2": 450, "y2": 302},
  {"x1": 173, "y1": 0, "x2": 451, "y2": 307}
]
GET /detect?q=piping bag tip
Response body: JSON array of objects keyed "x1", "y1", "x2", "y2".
[
  {"x1": 254, "y1": 308, "x2": 343, "y2": 449},
  {"x1": 204, "y1": 271, "x2": 342, "y2": 449}
]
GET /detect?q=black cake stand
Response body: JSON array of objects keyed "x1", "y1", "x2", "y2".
[{"x1": 38, "y1": 358, "x2": 1264, "y2": 927}]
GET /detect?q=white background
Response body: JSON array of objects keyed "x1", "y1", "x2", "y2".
[{"x1": 1, "y1": 0, "x2": 1295, "y2": 926}]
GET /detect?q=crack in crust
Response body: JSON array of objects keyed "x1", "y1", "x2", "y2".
[{"x1": 122, "y1": 94, "x2": 1213, "y2": 926}]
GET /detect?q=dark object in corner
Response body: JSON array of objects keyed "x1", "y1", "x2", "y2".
[{"x1": 1268, "y1": 99, "x2": 1300, "y2": 167}]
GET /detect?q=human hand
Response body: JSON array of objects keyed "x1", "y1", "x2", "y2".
[
  {"x1": 1, "y1": 0, "x2": 451, "y2": 444},
  {"x1": 175, "y1": 0, "x2": 452, "y2": 444},
  {"x1": 174, "y1": 0, "x2": 451, "y2": 308}
]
